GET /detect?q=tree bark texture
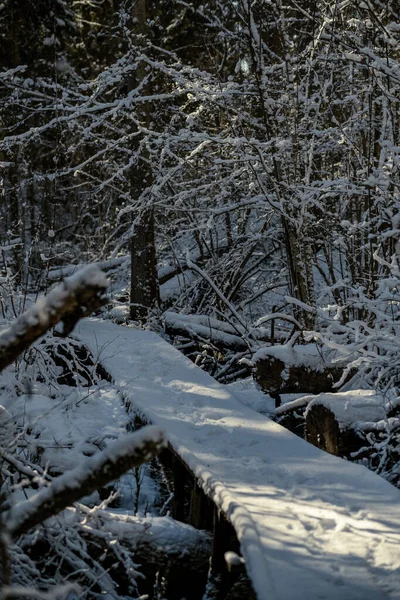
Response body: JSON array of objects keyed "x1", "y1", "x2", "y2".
[{"x1": 130, "y1": 206, "x2": 159, "y2": 320}]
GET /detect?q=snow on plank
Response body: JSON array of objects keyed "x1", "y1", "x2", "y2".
[{"x1": 76, "y1": 319, "x2": 400, "y2": 600}]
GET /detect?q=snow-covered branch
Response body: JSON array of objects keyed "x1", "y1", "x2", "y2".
[
  {"x1": 0, "y1": 266, "x2": 109, "y2": 373},
  {"x1": 6, "y1": 426, "x2": 166, "y2": 538},
  {"x1": 164, "y1": 311, "x2": 249, "y2": 351}
]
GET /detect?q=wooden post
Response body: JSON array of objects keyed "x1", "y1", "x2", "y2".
[
  {"x1": 208, "y1": 508, "x2": 245, "y2": 598},
  {"x1": 189, "y1": 480, "x2": 214, "y2": 531},
  {"x1": 171, "y1": 455, "x2": 187, "y2": 522}
]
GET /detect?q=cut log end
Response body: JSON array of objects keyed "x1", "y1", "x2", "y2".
[
  {"x1": 305, "y1": 404, "x2": 340, "y2": 455},
  {"x1": 305, "y1": 403, "x2": 362, "y2": 457}
]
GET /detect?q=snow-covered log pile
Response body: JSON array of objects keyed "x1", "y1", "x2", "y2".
[{"x1": 253, "y1": 342, "x2": 350, "y2": 406}]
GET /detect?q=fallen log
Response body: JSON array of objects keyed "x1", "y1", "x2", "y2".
[
  {"x1": 20, "y1": 509, "x2": 212, "y2": 600},
  {"x1": 47, "y1": 256, "x2": 129, "y2": 281},
  {"x1": 253, "y1": 343, "x2": 349, "y2": 407},
  {"x1": 164, "y1": 311, "x2": 249, "y2": 351},
  {"x1": 91, "y1": 512, "x2": 212, "y2": 581},
  {"x1": 304, "y1": 391, "x2": 387, "y2": 457}
]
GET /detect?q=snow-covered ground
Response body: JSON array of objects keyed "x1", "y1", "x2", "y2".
[
  {"x1": 226, "y1": 377, "x2": 306, "y2": 416},
  {"x1": 8, "y1": 389, "x2": 129, "y2": 473},
  {"x1": 5, "y1": 383, "x2": 160, "y2": 515},
  {"x1": 77, "y1": 319, "x2": 400, "y2": 600}
]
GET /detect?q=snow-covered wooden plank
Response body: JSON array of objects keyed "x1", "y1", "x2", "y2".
[{"x1": 76, "y1": 319, "x2": 400, "y2": 600}]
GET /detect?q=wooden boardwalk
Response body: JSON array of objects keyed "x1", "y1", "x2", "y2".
[{"x1": 77, "y1": 319, "x2": 400, "y2": 600}]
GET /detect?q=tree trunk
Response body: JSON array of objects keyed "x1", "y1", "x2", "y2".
[
  {"x1": 130, "y1": 206, "x2": 159, "y2": 320},
  {"x1": 129, "y1": 0, "x2": 159, "y2": 320},
  {"x1": 283, "y1": 216, "x2": 316, "y2": 329}
]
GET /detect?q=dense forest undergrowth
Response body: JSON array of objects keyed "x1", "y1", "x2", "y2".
[{"x1": 0, "y1": 0, "x2": 399, "y2": 597}]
